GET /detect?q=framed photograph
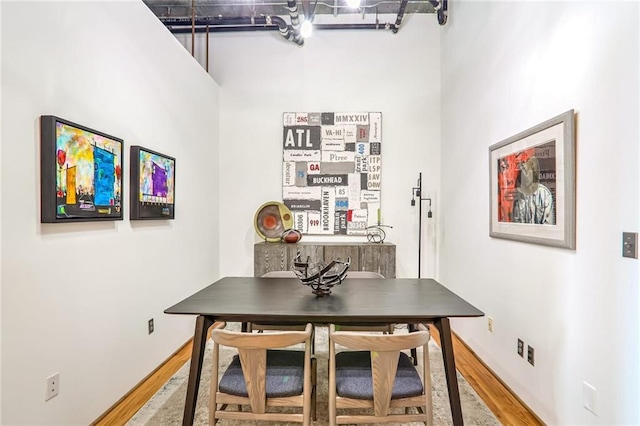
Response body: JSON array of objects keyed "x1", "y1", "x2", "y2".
[
  {"x1": 40, "y1": 115, "x2": 123, "y2": 223},
  {"x1": 489, "y1": 110, "x2": 576, "y2": 249},
  {"x1": 130, "y1": 146, "x2": 175, "y2": 220}
]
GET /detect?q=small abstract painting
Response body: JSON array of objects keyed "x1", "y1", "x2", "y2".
[{"x1": 130, "y1": 146, "x2": 175, "y2": 220}]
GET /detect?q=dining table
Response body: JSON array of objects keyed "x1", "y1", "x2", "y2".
[{"x1": 164, "y1": 276, "x2": 484, "y2": 425}]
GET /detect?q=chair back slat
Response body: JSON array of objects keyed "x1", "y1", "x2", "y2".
[
  {"x1": 238, "y1": 348, "x2": 267, "y2": 414},
  {"x1": 330, "y1": 328, "x2": 430, "y2": 351},
  {"x1": 371, "y1": 350, "x2": 399, "y2": 416},
  {"x1": 211, "y1": 323, "x2": 312, "y2": 349}
]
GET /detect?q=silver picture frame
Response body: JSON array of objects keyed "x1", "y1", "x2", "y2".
[{"x1": 489, "y1": 110, "x2": 576, "y2": 249}]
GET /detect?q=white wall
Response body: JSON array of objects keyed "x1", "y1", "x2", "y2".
[
  {"x1": 0, "y1": 2, "x2": 3, "y2": 422},
  {"x1": 440, "y1": 1, "x2": 639, "y2": 425},
  {"x1": 178, "y1": 14, "x2": 442, "y2": 279},
  {"x1": 1, "y1": 1, "x2": 220, "y2": 424}
]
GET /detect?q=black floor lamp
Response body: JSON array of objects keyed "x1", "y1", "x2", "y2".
[{"x1": 411, "y1": 172, "x2": 432, "y2": 279}]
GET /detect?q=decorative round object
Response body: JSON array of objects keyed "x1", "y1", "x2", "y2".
[
  {"x1": 292, "y1": 252, "x2": 351, "y2": 296},
  {"x1": 366, "y1": 224, "x2": 393, "y2": 243},
  {"x1": 281, "y1": 228, "x2": 302, "y2": 243},
  {"x1": 254, "y1": 201, "x2": 294, "y2": 242}
]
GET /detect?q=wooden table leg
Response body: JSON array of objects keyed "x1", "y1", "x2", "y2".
[
  {"x1": 408, "y1": 323, "x2": 418, "y2": 365},
  {"x1": 182, "y1": 315, "x2": 214, "y2": 426},
  {"x1": 434, "y1": 317, "x2": 463, "y2": 425}
]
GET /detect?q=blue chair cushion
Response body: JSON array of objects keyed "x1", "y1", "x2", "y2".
[
  {"x1": 335, "y1": 351, "x2": 423, "y2": 400},
  {"x1": 219, "y1": 350, "x2": 305, "y2": 398}
]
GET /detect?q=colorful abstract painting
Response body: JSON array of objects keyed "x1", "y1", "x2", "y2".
[
  {"x1": 54, "y1": 120, "x2": 122, "y2": 219},
  {"x1": 138, "y1": 150, "x2": 174, "y2": 204},
  {"x1": 130, "y1": 146, "x2": 175, "y2": 220},
  {"x1": 282, "y1": 112, "x2": 382, "y2": 235}
]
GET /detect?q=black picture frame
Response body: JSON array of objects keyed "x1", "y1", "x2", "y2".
[
  {"x1": 129, "y1": 145, "x2": 176, "y2": 220},
  {"x1": 40, "y1": 115, "x2": 124, "y2": 223}
]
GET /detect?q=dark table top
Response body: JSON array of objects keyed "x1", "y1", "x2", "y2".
[{"x1": 165, "y1": 277, "x2": 484, "y2": 324}]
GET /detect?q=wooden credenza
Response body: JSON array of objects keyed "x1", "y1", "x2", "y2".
[{"x1": 253, "y1": 242, "x2": 396, "y2": 278}]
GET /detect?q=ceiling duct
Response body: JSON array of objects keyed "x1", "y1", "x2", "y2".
[
  {"x1": 149, "y1": 0, "x2": 448, "y2": 45},
  {"x1": 285, "y1": 0, "x2": 304, "y2": 45},
  {"x1": 163, "y1": 16, "x2": 304, "y2": 45},
  {"x1": 163, "y1": 16, "x2": 401, "y2": 33}
]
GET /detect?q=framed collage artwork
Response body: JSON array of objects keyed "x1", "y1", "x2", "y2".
[{"x1": 282, "y1": 112, "x2": 382, "y2": 235}]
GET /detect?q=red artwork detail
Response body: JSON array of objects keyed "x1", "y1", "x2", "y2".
[
  {"x1": 57, "y1": 149, "x2": 66, "y2": 167},
  {"x1": 262, "y1": 214, "x2": 278, "y2": 230},
  {"x1": 497, "y1": 148, "x2": 534, "y2": 222}
]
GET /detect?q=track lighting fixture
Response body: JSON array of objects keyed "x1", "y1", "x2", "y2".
[{"x1": 300, "y1": 20, "x2": 313, "y2": 38}]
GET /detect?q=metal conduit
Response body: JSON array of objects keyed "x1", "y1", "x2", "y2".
[
  {"x1": 162, "y1": 0, "x2": 446, "y2": 45},
  {"x1": 391, "y1": 0, "x2": 408, "y2": 33},
  {"x1": 285, "y1": 0, "x2": 304, "y2": 45},
  {"x1": 165, "y1": 18, "x2": 399, "y2": 34},
  {"x1": 163, "y1": 16, "x2": 304, "y2": 45},
  {"x1": 168, "y1": 23, "x2": 399, "y2": 33}
]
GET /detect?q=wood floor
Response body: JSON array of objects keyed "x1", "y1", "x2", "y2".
[
  {"x1": 93, "y1": 326, "x2": 543, "y2": 426},
  {"x1": 429, "y1": 326, "x2": 543, "y2": 426}
]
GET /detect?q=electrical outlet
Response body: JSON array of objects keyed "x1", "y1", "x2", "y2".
[
  {"x1": 45, "y1": 373, "x2": 60, "y2": 401},
  {"x1": 527, "y1": 345, "x2": 535, "y2": 366},
  {"x1": 487, "y1": 317, "x2": 493, "y2": 332},
  {"x1": 517, "y1": 339, "x2": 524, "y2": 357},
  {"x1": 148, "y1": 318, "x2": 154, "y2": 334},
  {"x1": 623, "y1": 232, "x2": 638, "y2": 258}
]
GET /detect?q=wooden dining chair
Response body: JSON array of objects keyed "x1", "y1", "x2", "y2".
[
  {"x1": 333, "y1": 271, "x2": 394, "y2": 334},
  {"x1": 247, "y1": 270, "x2": 308, "y2": 332},
  {"x1": 328, "y1": 323, "x2": 433, "y2": 426},
  {"x1": 246, "y1": 271, "x2": 317, "y2": 353},
  {"x1": 209, "y1": 322, "x2": 317, "y2": 425},
  {"x1": 250, "y1": 270, "x2": 391, "y2": 340}
]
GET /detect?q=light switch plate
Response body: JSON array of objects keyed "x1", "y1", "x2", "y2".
[{"x1": 622, "y1": 232, "x2": 638, "y2": 259}]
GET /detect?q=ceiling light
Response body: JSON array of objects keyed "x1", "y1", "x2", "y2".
[
  {"x1": 300, "y1": 20, "x2": 313, "y2": 38},
  {"x1": 346, "y1": 0, "x2": 361, "y2": 8}
]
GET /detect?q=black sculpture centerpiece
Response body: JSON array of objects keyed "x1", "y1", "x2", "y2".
[{"x1": 292, "y1": 252, "x2": 351, "y2": 296}]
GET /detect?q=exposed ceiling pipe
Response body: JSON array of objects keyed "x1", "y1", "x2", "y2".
[
  {"x1": 285, "y1": 0, "x2": 304, "y2": 46},
  {"x1": 161, "y1": 16, "x2": 304, "y2": 45},
  {"x1": 391, "y1": 0, "x2": 408, "y2": 34},
  {"x1": 190, "y1": 0, "x2": 195, "y2": 55},
  {"x1": 438, "y1": 0, "x2": 448, "y2": 25},
  {"x1": 205, "y1": 25, "x2": 209, "y2": 71},
  {"x1": 309, "y1": 22, "x2": 397, "y2": 30},
  {"x1": 167, "y1": 21, "x2": 399, "y2": 33},
  {"x1": 428, "y1": 0, "x2": 447, "y2": 25}
]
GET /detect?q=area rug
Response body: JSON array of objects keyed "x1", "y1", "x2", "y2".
[{"x1": 128, "y1": 324, "x2": 500, "y2": 425}]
